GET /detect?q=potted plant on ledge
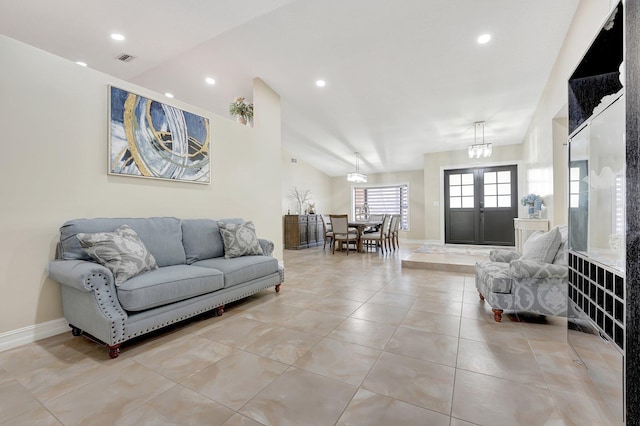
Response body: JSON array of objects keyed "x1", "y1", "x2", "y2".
[{"x1": 229, "y1": 96, "x2": 253, "y2": 125}]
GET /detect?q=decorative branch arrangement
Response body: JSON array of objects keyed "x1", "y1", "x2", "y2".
[{"x1": 289, "y1": 187, "x2": 312, "y2": 214}]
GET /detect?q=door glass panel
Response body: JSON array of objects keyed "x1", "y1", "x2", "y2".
[
  {"x1": 485, "y1": 185, "x2": 497, "y2": 196},
  {"x1": 450, "y1": 174, "x2": 461, "y2": 185},
  {"x1": 484, "y1": 172, "x2": 496, "y2": 184},
  {"x1": 462, "y1": 197, "x2": 474, "y2": 208},
  {"x1": 461, "y1": 174, "x2": 473, "y2": 185},
  {"x1": 450, "y1": 186, "x2": 461, "y2": 196},
  {"x1": 485, "y1": 196, "x2": 497, "y2": 208},
  {"x1": 498, "y1": 195, "x2": 511, "y2": 207},
  {"x1": 497, "y1": 183, "x2": 511, "y2": 195},
  {"x1": 450, "y1": 197, "x2": 461, "y2": 208},
  {"x1": 461, "y1": 185, "x2": 474, "y2": 196},
  {"x1": 497, "y1": 171, "x2": 511, "y2": 183}
]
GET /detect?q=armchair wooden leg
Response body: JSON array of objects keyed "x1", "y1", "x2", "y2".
[
  {"x1": 492, "y1": 309, "x2": 503, "y2": 322},
  {"x1": 478, "y1": 291, "x2": 485, "y2": 301}
]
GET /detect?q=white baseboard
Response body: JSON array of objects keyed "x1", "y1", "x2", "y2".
[{"x1": 0, "y1": 318, "x2": 69, "y2": 352}]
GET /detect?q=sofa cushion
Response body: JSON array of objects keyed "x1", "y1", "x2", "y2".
[
  {"x1": 551, "y1": 225, "x2": 569, "y2": 266},
  {"x1": 182, "y1": 218, "x2": 245, "y2": 264},
  {"x1": 193, "y1": 256, "x2": 278, "y2": 288},
  {"x1": 475, "y1": 261, "x2": 512, "y2": 293},
  {"x1": 116, "y1": 265, "x2": 224, "y2": 311},
  {"x1": 59, "y1": 217, "x2": 186, "y2": 267},
  {"x1": 522, "y1": 226, "x2": 561, "y2": 264},
  {"x1": 217, "y1": 221, "x2": 264, "y2": 259},
  {"x1": 77, "y1": 225, "x2": 158, "y2": 286}
]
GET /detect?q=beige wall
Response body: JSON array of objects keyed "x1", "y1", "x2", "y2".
[
  {"x1": 520, "y1": 0, "x2": 614, "y2": 226},
  {"x1": 281, "y1": 150, "x2": 331, "y2": 215},
  {"x1": 0, "y1": 36, "x2": 282, "y2": 334},
  {"x1": 423, "y1": 145, "x2": 523, "y2": 242},
  {"x1": 329, "y1": 170, "x2": 425, "y2": 241}
]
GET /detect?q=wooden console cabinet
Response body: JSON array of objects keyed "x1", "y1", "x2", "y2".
[{"x1": 284, "y1": 214, "x2": 323, "y2": 249}]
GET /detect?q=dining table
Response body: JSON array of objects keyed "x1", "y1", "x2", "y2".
[{"x1": 348, "y1": 220, "x2": 383, "y2": 252}]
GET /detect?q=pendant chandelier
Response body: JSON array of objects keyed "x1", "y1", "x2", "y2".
[
  {"x1": 468, "y1": 121, "x2": 493, "y2": 159},
  {"x1": 347, "y1": 152, "x2": 367, "y2": 183}
]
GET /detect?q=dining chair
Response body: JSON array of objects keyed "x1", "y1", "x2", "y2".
[
  {"x1": 387, "y1": 215, "x2": 400, "y2": 250},
  {"x1": 361, "y1": 214, "x2": 390, "y2": 253},
  {"x1": 392, "y1": 214, "x2": 401, "y2": 249},
  {"x1": 329, "y1": 214, "x2": 358, "y2": 255},
  {"x1": 321, "y1": 215, "x2": 334, "y2": 249}
]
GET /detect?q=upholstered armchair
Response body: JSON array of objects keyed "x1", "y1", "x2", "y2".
[{"x1": 475, "y1": 225, "x2": 568, "y2": 322}]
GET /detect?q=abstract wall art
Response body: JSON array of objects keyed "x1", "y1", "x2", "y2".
[{"x1": 108, "y1": 86, "x2": 211, "y2": 184}]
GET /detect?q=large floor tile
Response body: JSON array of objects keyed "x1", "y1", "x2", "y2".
[
  {"x1": 328, "y1": 317, "x2": 397, "y2": 349},
  {"x1": 43, "y1": 362, "x2": 175, "y2": 425},
  {"x1": 240, "y1": 368, "x2": 357, "y2": 426},
  {"x1": 362, "y1": 352, "x2": 455, "y2": 415},
  {"x1": 326, "y1": 288, "x2": 377, "y2": 302},
  {"x1": 456, "y1": 338, "x2": 547, "y2": 387},
  {"x1": 294, "y1": 337, "x2": 380, "y2": 386},
  {"x1": 283, "y1": 309, "x2": 347, "y2": 336},
  {"x1": 384, "y1": 326, "x2": 459, "y2": 367},
  {"x1": 351, "y1": 302, "x2": 409, "y2": 325},
  {"x1": 182, "y1": 350, "x2": 287, "y2": 410},
  {"x1": 367, "y1": 291, "x2": 416, "y2": 308},
  {"x1": 240, "y1": 326, "x2": 322, "y2": 364},
  {"x1": 132, "y1": 335, "x2": 234, "y2": 381},
  {"x1": 451, "y1": 369, "x2": 563, "y2": 426},
  {"x1": 197, "y1": 317, "x2": 277, "y2": 348},
  {"x1": 401, "y1": 308, "x2": 461, "y2": 337},
  {"x1": 117, "y1": 384, "x2": 234, "y2": 425},
  {"x1": 0, "y1": 404, "x2": 62, "y2": 426},
  {"x1": 459, "y1": 317, "x2": 530, "y2": 350},
  {"x1": 411, "y1": 297, "x2": 463, "y2": 316},
  {"x1": 337, "y1": 389, "x2": 450, "y2": 426},
  {"x1": 0, "y1": 380, "x2": 43, "y2": 423},
  {"x1": 308, "y1": 297, "x2": 363, "y2": 316}
]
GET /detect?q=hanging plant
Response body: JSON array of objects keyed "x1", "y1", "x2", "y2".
[{"x1": 229, "y1": 96, "x2": 253, "y2": 123}]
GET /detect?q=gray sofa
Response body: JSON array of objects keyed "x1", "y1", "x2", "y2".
[
  {"x1": 48, "y1": 217, "x2": 283, "y2": 358},
  {"x1": 475, "y1": 225, "x2": 568, "y2": 322}
]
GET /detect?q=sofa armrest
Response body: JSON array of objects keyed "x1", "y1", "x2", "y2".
[
  {"x1": 490, "y1": 249, "x2": 522, "y2": 263},
  {"x1": 510, "y1": 259, "x2": 568, "y2": 280},
  {"x1": 48, "y1": 260, "x2": 115, "y2": 292},
  {"x1": 259, "y1": 239, "x2": 274, "y2": 256}
]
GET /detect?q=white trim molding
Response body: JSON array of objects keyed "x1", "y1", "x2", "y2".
[{"x1": 0, "y1": 318, "x2": 69, "y2": 352}]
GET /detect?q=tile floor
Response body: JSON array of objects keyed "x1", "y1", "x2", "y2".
[{"x1": 0, "y1": 243, "x2": 616, "y2": 425}]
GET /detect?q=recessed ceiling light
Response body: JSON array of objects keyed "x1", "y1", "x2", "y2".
[
  {"x1": 165, "y1": 93, "x2": 174, "y2": 98},
  {"x1": 477, "y1": 34, "x2": 491, "y2": 44},
  {"x1": 205, "y1": 77, "x2": 216, "y2": 85},
  {"x1": 111, "y1": 33, "x2": 125, "y2": 41},
  {"x1": 75, "y1": 61, "x2": 87, "y2": 67},
  {"x1": 316, "y1": 80, "x2": 326, "y2": 87}
]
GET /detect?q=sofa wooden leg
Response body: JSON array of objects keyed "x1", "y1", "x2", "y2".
[
  {"x1": 492, "y1": 309, "x2": 503, "y2": 322},
  {"x1": 107, "y1": 344, "x2": 121, "y2": 359},
  {"x1": 275, "y1": 284, "x2": 281, "y2": 293},
  {"x1": 71, "y1": 325, "x2": 82, "y2": 336},
  {"x1": 216, "y1": 305, "x2": 225, "y2": 316},
  {"x1": 478, "y1": 292, "x2": 485, "y2": 301}
]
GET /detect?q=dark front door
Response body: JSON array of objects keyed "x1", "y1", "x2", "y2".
[{"x1": 444, "y1": 165, "x2": 518, "y2": 245}]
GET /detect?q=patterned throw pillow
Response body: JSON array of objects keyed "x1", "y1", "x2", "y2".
[
  {"x1": 76, "y1": 225, "x2": 158, "y2": 286},
  {"x1": 217, "y1": 221, "x2": 264, "y2": 259},
  {"x1": 522, "y1": 226, "x2": 562, "y2": 264}
]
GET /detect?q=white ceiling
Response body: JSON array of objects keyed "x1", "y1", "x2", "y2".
[{"x1": 0, "y1": 0, "x2": 579, "y2": 176}]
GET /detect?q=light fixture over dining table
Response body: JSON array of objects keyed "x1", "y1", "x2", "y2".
[
  {"x1": 468, "y1": 121, "x2": 493, "y2": 159},
  {"x1": 347, "y1": 152, "x2": 367, "y2": 183}
]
